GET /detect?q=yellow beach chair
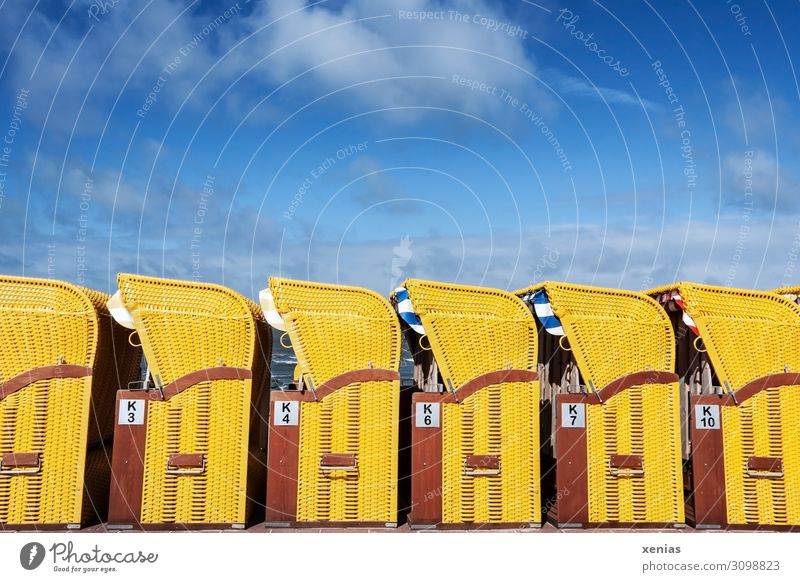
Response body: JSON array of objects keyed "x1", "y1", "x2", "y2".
[
  {"x1": 0, "y1": 276, "x2": 140, "y2": 529},
  {"x1": 649, "y1": 283, "x2": 800, "y2": 529},
  {"x1": 517, "y1": 282, "x2": 684, "y2": 527},
  {"x1": 107, "y1": 274, "x2": 271, "y2": 529},
  {"x1": 262, "y1": 278, "x2": 401, "y2": 526},
  {"x1": 774, "y1": 286, "x2": 800, "y2": 305},
  {"x1": 394, "y1": 279, "x2": 540, "y2": 528}
]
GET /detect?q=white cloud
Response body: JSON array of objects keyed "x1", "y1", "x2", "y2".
[
  {"x1": 722, "y1": 86, "x2": 794, "y2": 143},
  {"x1": 32, "y1": 153, "x2": 146, "y2": 213},
  {"x1": 3, "y1": 0, "x2": 547, "y2": 132},
  {"x1": 5, "y1": 0, "x2": 241, "y2": 132},
  {"x1": 344, "y1": 156, "x2": 418, "y2": 213},
  {"x1": 546, "y1": 69, "x2": 661, "y2": 112},
  {"x1": 4, "y1": 203, "x2": 799, "y2": 298},
  {"x1": 259, "y1": 216, "x2": 800, "y2": 295},
  {"x1": 235, "y1": 0, "x2": 547, "y2": 125},
  {"x1": 723, "y1": 148, "x2": 800, "y2": 211}
]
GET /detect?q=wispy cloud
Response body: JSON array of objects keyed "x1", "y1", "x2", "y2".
[
  {"x1": 266, "y1": 216, "x2": 800, "y2": 295},
  {"x1": 4, "y1": 0, "x2": 551, "y2": 132},
  {"x1": 545, "y1": 69, "x2": 661, "y2": 112},
  {"x1": 5, "y1": 186, "x2": 799, "y2": 298},
  {"x1": 235, "y1": 0, "x2": 552, "y2": 125},
  {"x1": 723, "y1": 148, "x2": 800, "y2": 211},
  {"x1": 346, "y1": 156, "x2": 419, "y2": 214}
]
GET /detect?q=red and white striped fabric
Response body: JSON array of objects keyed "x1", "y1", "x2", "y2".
[{"x1": 661, "y1": 291, "x2": 698, "y2": 336}]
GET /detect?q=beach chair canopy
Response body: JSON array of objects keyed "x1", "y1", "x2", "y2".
[
  {"x1": 1, "y1": 276, "x2": 141, "y2": 526},
  {"x1": 649, "y1": 282, "x2": 800, "y2": 390},
  {"x1": 0, "y1": 276, "x2": 101, "y2": 379},
  {"x1": 773, "y1": 285, "x2": 800, "y2": 303},
  {"x1": 265, "y1": 277, "x2": 401, "y2": 387},
  {"x1": 392, "y1": 279, "x2": 537, "y2": 392},
  {"x1": 113, "y1": 274, "x2": 263, "y2": 384},
  {"x1": 517, "y1": 282, "x2": 675, "y2": 390}
]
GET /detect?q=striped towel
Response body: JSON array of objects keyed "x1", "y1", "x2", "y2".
[
  {"x1": 394, "y1": 287, "x2": 425, "y2": 335},
  {"x1": 258, "y1": 288, "x2": 287, "y2": 332},
  {"x1": 522, "y1": 289, "x2": 564, "y2": 336}
]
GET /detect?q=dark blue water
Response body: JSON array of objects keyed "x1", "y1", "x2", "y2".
[{"x1": 270, "y1": 343, "x2": 414, "y2": 388}]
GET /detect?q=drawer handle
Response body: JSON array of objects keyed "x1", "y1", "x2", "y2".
[
  {"x1": 463, "y1": 454, "x2": 500, "y2": 476},
  {"x1": 166, "y1": 453, "x2": 205, "y2": 475},
  {"x1": 320, "y1": 453, "x2": 357, "y2": 471},
  {"x1": 609, "y1": 454, "x2": 644, "y2": 476},
  {"x1": 746, "y1": 456, "x2": 783, "y2": 479},
  {"x1": 0, "y1": 452, "x2": 41, "y2": 475}
]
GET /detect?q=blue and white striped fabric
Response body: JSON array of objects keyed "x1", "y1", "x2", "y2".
[
  {"x1": 394, "y1": 287, "x2": 425, "y2": 335},
  {"x1": 522, "y1": 289, "x2": 564, "y2": 336}
]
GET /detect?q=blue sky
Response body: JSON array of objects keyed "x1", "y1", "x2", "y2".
[{"x1": 0, "y1": 0, "x2": 798, "y2": 299}]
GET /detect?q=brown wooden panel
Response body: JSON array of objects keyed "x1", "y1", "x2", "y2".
[
  {"x1": 0, "y1": 452, "x2": 39, "y2": 467},
  {"x1": 265, "y1": 391, "x2": 312, "y2": 523},
  {"x1": 320, "y1": 453, "x2": 357, "y2": 468},
  {"x1": 315, "y1": 369, "x2": 400, "y2": 400},
  {"x1": 161, "y1": 367, "x2": 252, "y2": 399},
  {"x1": 168, "y1": 453, "x2": 204, "y2": 468},
  {"x1": 464, "y1": 454, "x2": 500, "y2": 470},
  {"x1": 455, "y1": 369, "x2": 538, "y2": 401},
  {"x1": 597, "y1": 371, "x2": 679, "y2": 401},
  {"x1": 609, "y1": 454, "x2": 643, "y2": 469},
  {"x1": 557, "y1": 371, "x2": 679, "y2": 405},
  {"x1": 0, "y1": 364, "x2": 93, "y2": 400},
  {"x1": 107, "y1": 390, "x2": 158, "y2": 526},
  {"x1": 689, "y1": 394, "x2": 728, "y2": 527},
  {"x1": 409, "y1": 392, "x2": 449, "y2": 526},
  {"x1": 554, "y1": 393, "x2": 589, "y2": 525},
  {"x1": 734, "y1": 373, "x2": 800, "y2": 403},
  {"x1": 747, "y1": 456, "x2": 783, "y2": 472}
]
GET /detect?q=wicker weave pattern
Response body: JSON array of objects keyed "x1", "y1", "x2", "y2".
[
  {"x1": 586, "y1": 383, "x2": 684, "y2": 523},
  {"x1": 117, "y1": 274, "x2": 262, "y2": 525},
  {"x1": 270, "y1": 278, "x2": 401, "y2": 385},
  {"x1": 82, "y1": 446, "x2": 112, "y2": 521},
  {"x1": 516, "y1": 282, "x2": 674, "y2": 388},
  {"x1": 0, "y1": 379, "x2": 88, "y2": 524},
  {"x1": 118, "y1": 275, "x2": 257, "y2": 382},
  {"x1": 441, "y1": 383, "x2": 539, "y2": 523},
  {"x1": 140, "y1": 380, "x2": 248, "y2": 523},
  {"x1": 0, "y1": 278, "x2": 97, "y2": 376},
  {"x1": 772, "y1": 285, "x2": 800, "y2": 300},
  {"x1": 722, "y1": 385, "x2": 800, "y2": 525},
  {"x1": 400, "y1": 279, "x2": 540, "y2": 523},
  {"x1": 401, "y1": 279, "x2": 537, "y2": 389},
  {"x1": 648, "y1": 283, "x2": 800, "y2": 388},
  {"x1": 650, "y1": 282, "x2": 800, "y2": 525},
  {"x1": 518, "y1": 282, "x2": 683, "y2": 524},
  {"x1": 0, "y1": 276, "x2": 131, "y2": 526},
  {"x1": 296, "y1": 381, "x2": 399, "y2": 522},
  {"x1": 270, "y1": 278, "x2": 400, "y2": 523}
]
